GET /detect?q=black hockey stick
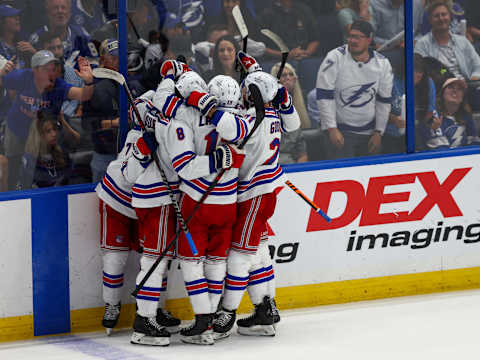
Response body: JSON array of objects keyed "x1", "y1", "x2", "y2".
[
  {"x1": 131, "y1": 84, "x2": 266, "y2": 296},
  {"x1": 127, "y1": 13, "x2": 149, "y2": 48},
  {"x1": 92, "y1": 68, "x2": 198, "y2": 258},
  {"x1": 260, "y1": 29, "x2": 330, "y2": 222}
]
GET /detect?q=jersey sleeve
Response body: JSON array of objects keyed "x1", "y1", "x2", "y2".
[
  {"x1": 279, "y1": 105, "x2": 301, "y2": 133},
  {"x1": 316, "y1": 50, "x2": 340, "y2": 130},
  {"x1": 166, "y1": 120, "x2": 215, "y2": 180},
  {"x1": 375, "y1": 59, "x2": 394, "y2": 134},
  {"x1": 120, "y1": 130, "x2": 153, "y2": 184},
  {"x1": 209, "y1": 110, "x2": 250, "y2": 142}
]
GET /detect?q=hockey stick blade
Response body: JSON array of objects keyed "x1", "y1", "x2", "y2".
[
  {"x1": 232, "y1": 5, "x2": 248, "y2": 41},
  {"x1": 261, "y1": 29, "x2": 289, "y2": 54},
  {"x1": 92, "y1": 67, "x2": 125, "y2": 86}
]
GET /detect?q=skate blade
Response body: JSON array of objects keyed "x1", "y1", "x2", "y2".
[
  {"x1": 237, "y1": 324, "x2": 275, "y2": 337},
  {"x1": 105, "y1": 327, "x2": 113, "y2": 336},
  {"x1": 130, "y1": 332, "x2": 170, "y2": 346},
  {"x1": 180, "y1": 333, "x2": 214, "y2": 345},
  {"x1": 213, "y1": 330, "x2": 231, "y2": 340}
]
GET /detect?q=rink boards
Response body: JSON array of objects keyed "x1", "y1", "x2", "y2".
[{"x1": 1, "y1": 150, "x2": 480, "y2": 342}]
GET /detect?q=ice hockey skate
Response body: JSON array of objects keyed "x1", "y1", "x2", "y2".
[
  {"x1": 180, "y1": 314, "x2": 214, "y2": 345},
  {"x1": 213, "y1": 308, "x2": 236, "y2": 340},
  {"x1": 156, "y1": 308, "x2": 181, "y2": 334},
  {"x1": 270, "y1": 298, "x2": 281, "y2": 324},
  {"x1": 130, "y1": 313, "x2": 170, "y2": 346},
  {"x1": 102, "y1": 303, "x2": 121, "y2": 335},
  {"x1": 237, "y1": 296, "x2": 275, "y2": 336}
]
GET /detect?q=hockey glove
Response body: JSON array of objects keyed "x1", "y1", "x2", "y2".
[
  {"x1": 210, "y1": 144, "x2": 245, "y2": 172},
  {"x1": 186, "y1": 91, "x2": 218, "y2": 117},
  {"x1": 160, "y1": 60, "x2": 190, "y2": 80},
  {"x1": 236, "y1": 51, "x2": 262, "y2": 74},
  {"x1": 135, "y1": 131, "x2": 158, "y2": 156},
  {"x1": 272, "y1": 86, "x2": 292, "y2": 111}
]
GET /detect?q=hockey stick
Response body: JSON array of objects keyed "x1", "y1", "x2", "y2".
[
  {"x1": 259, "y1": 30, "x2": 330, "y2": 222},
  {"x1": 131, "y1": 84, "x2": 266, "y2": 297},
  {"x1": 127, "y1": 13, "x2": 150, "y2": 48},
  {"x1": 92, "y1": 67, "x2": 198, "y2": 257},
  {"x1": 232, "y1": 4, "x2": 248, "y2": 81},
  {"x1": 285, "y1": 180, "x2": 331, "y2": 222},
  {"x1": 261, "y1": 29, "x2": 289, "y2": 79}
]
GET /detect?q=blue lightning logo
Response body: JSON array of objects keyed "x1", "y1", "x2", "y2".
[{"x1": 340, "y1": 82, "x2": 376, "y2": 108}]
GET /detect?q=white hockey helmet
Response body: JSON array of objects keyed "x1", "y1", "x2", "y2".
[
  {"x1": 208, "y1": 75, "x2": 241, "y2": 109},
  {"x1": 175, "y1": 71, "x2": 208, "y2": 98},
  {"x1": 243, "y1": 71, "x2": 279, "y2": 104},
  {"x1": 130, "y1": 90, "x2": 159, "y2": 131}
]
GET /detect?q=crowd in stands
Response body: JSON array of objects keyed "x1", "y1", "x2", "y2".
[{"x1": 0, "y1": 0, "x2": 480, "y2": 192}]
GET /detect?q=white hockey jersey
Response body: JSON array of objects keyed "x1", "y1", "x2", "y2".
[
  {"x1": 121, "y1": 98, "x2": 179, "y2": 209},
  {"x1": 95, "y1": 128, "x2": 142, "y2": 219},
  {"x1": 316, "y1": 45, "x2": 393, "y2": 135},
  {"x1": 153, "y1": 77, "x2": 251, "y2": 204},
  {"x1": 237, "y1": 105, "x2": 300, "y2": 203}
]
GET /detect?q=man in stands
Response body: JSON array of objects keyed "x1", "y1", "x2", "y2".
[
  {"x1": 316, "y1": 20, "x2": 393, "y2": 159},
  {"x1": 415, "y1": 0, "x2": 480, "y2": 80}
]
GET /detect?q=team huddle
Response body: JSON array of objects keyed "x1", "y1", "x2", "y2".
[{"x1": 95, "y1": 50, "x2": 300, "y2": 346}]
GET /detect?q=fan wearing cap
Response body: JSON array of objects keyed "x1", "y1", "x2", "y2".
[
  {"x1": 0, "y1": 4, "x2": 36, "y2": 69},
  {"x1": 419, "y1": 77, "x2": 480, "y2": 149},
  {"x1": 316, "y1": 19, "x2": 393, "y2": 159},
  {"x1": 0, "y1": 49, "x2": 93, "y2": 189}
]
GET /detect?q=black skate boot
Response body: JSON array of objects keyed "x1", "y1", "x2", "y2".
[
  {"x1": 102, "y1": 303, "x2": 121, "y2": 335},
  {"x1": 270, "y1": 298, "x2": 281, "y2": 324},
  {"x1": 237, "y1": 296, "x2": 275, "y2": 336},
  {"x1": 130, "y1": 313, "x2": 170, "y2": 346},
  {"x1": 156, "y1": 308, "x2": 181, "y2": 334},
  {"x1": 180, "y1": 314, "x2": 214, "y2": 345},
  {"x1": 213, "y1": 308, "x2": 236, "y2": 340}
]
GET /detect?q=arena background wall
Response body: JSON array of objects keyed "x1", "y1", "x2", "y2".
[{"x1": 1, "y1": 149, "x2": 480, "y2": 342}]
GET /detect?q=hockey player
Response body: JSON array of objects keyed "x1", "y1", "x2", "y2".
[
  {"x1": 316, "y1": 20, "x2": 393, "y2": 159},
  {"x1": 121, "y1": 90, "x2": 181, "y2": 346},
  {"x1": 154, "y1": 61, "x2": 248, "y2": 345},
  {"x1": 213, "y1": 51, "x2": 300, "y2": 338},
  {"x1": 95, "y1": 104, "x2": 143, "y2": 335}
]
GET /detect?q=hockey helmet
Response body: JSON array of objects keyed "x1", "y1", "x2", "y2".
[
  {"x1": 208, "y1": 75, "x2": 241, "y2": 109},
  {"x1": 175, "y1": 71, "x2": 208, "y2": 99},
  {"x1": 242, "y1": 71, "x2": 278, "y2": 105}
]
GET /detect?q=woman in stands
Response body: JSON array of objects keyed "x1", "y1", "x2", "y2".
[
  {"x1": 203, "y1": 34, "x2": 240, "y2": 82},
  {"x1": 337, "y1": 0, "x2": 372, "y2": 42},
  {"x1": 270, "y1": 62, "x2": 309, "y2": 164}
]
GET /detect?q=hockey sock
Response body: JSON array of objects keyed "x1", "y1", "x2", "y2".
[
  {"x1": 180, "y1": 260, "x2": 211, "y2": 314},
  {"x1": 204, "y1": 259, "x2": 226, "y2": 313},
  {"x1": 259, "y1": 241, "x2": 276, "y2": 299},
  {"x1": 157, "y1": 276, "x2": 168, "y2": 309},
  {"x1": 102, "y1": 250, "x2": 129, "y2": 305},
  {"x1": 135, "y1": 256, "x2": 168, "y2": 318},
  {"x1": 246, "y1": 246, "x2": 271, "y2": 305},
  {"x1": 222, "y1": 250, "x2": 252, "y2": 311}
]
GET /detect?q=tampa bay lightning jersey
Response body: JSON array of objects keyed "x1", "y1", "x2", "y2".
[{"x1": 316, "y1": 45, "x2": 393, "y2": 135}]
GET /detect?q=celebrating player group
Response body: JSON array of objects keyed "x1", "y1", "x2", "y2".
[{"x1": 95, "y1": 50, "x2": 300, "y2": 346}]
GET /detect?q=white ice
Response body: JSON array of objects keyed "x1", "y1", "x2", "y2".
[{"x1": 1, "y1": 289, "x2": 479, "y2": 360}]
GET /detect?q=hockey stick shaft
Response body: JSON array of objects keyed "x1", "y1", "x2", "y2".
[{"x1": 285, "y1": 180, "x2": 331, "y2": 222}]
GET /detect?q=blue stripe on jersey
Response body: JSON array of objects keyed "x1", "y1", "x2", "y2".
[
  {"x1": 172, "y1": 151, "x2": 196, "y2": 172},
  {"x1": 105, "y1": 173, "x2": 131, "y2": 198},
  {"x1": 101, "y1": 183, "x2": 132, "y2": 208},
  {"x1": 183, "y1": 176, "x2": 238, "y2": 196},
  {"x1": 377, "y1": 94, "x2": 393, "y2": 104},
  {"x1": 337, "y1": 119, "x2": 375, "y2": 132},
  {"x1": 210, "y1": 110, "x2": 224, "y2": 126},
  {"x1": 238, "y1": 166, "x2": 284, "y2": 194},
  {"x1": 317, "y1": 88, "x2": 335, "y2": 100}
]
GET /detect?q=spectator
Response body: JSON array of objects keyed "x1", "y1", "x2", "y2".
[
  {"x1": 415, "y1": 0, "x2": 480, "y2": 80},
  {"x1": 337, "y1": 0, "x2": 372, "y2": 42},
  {"x1": 203, "y1": 34, "x2": 240, "y2": 83},
  {"x1": 419, "y1": 77, "x2": 480, "y2": 149},
  {"x1": 70, "y1": 0, "x2": 107, "y2": 35},
  {"x1": 0, "y1": 4, "x2": 36, "y2": 69},
  {"x1": 81, "y1": 38, "x2": 119, "y2": 182},
  {"x1": 204, "y1": 0, "x2": 266, "y2": 58},
  {"x1": 271, "y1": 62, "x2": 309, "y2": 164},
  {"x1": 163, "y1": 0, "x2": 206, "y2": 43},
  {"x1": 413, "y1": 54, "x2": 438, "y2": 125},
  {"x1": 421, "y1": 0, "x2": 466, "y2": 36},
  {"x1": 260, "y1": 0, "x2": 319, "y2": 61},
  {"x1": 29, "y1": 0, "x2": 98, "y2": 67},
  {"x1": 316, "y1": 20, "x2": 393, "y2": 159},
  {"x1": 192, "y1": 23, "x2": 229, "y2": 74},
  {"x1": 0, "y1": 50, "x2": 94, "y2": 189},
  {"x1": 20, "y1": 111, "x2": 73, "y2": 189},
  {"x1": 465, "y1": 0, "x2": 480, "y2": 46},
  {"x1": 164, "y1": 17, "x2": 194, "y2": 63}
]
